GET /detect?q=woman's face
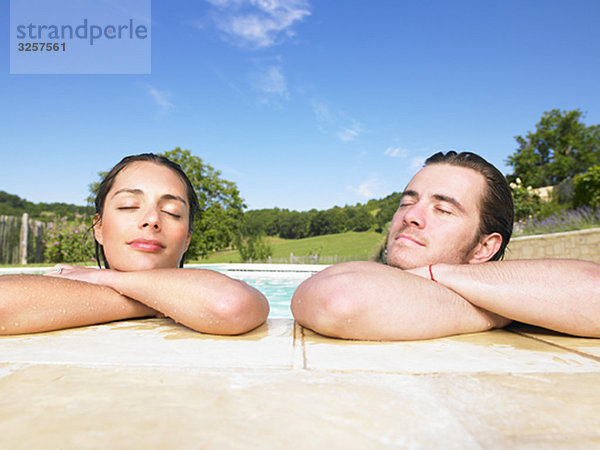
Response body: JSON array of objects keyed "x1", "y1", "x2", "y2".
[{"x1": 94, "y1": 161, "x2": 192, "y2": 271}]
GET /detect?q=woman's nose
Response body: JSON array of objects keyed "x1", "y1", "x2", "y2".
[{"x1": 140, "y1": 206, "x2": 160, "y2": 230}]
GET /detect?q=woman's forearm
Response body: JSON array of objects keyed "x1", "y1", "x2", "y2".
[
  {"x1": 0, "y1": 274, "x2": 156, "y2": 335},
  {"x1": 94, "y1": 268, "x2": 270, "y2": 335}
]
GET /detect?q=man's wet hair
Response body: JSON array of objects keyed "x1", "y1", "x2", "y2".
[{"x1": 425, "y1": 151, "x2": 514, "y2": 261}]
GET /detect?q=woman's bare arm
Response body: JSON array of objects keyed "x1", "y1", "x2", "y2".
[
  {"x1": 0, "y1": 274, "x2": 155, "y2": 335},
  {"x1": 47, "y1": 266, "x2": 270, "y2": 335}
]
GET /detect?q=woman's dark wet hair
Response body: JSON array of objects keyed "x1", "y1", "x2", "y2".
[
  {"x1": 425, "y1": 151, "x2": 514, "y2": 261},
  {"x1": 93, "y1": 153, "x2": 200, "y2": 269}
]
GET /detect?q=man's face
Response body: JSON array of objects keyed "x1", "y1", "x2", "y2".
[{"x1": 386, "y1": 164, "x2": 486, "y2": 270}]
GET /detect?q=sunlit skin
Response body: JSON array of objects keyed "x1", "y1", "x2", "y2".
[
  {"x1": 94, "y1": 161, "x2": 192, "y2": 271},
  {"x1": 386, "y1": 164, "x2": 488, "y2": 270}
]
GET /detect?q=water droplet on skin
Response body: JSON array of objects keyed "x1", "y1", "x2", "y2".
[
  {"x1": 1, "y1": 326, "x2": 6, "y2": 331},
  {"x1": 347, "y1": 319, "x2": 352, "y2": 323},
  {"x1": 14, "y1": 322, "x2": 19, "y2": 327},
  {"x1": 121, "y1": 305, "x2": 126, "y2": 310},
  {"x1": 200, "y1": 314, "x2": 204, "y2": 319},
  {"x1": 153, "y1": 300, "x2": 158, "y2": 305},
  {"x1": 32, "y1": 305, "x2": 37, "y2": 310}
]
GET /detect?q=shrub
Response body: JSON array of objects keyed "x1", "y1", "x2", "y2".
[
  {"x1": 43, "y1": 215, "x2": 96, "y2": 263},
  {"x1": 573, "y1": 165, "x2": 600, "y2": 208}
]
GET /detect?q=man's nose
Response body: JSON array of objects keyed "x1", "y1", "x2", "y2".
[{"x1": 402, "y1": 203, "x2": 425, "y2": 228}]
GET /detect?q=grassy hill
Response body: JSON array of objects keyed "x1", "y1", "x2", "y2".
[{"x1": 194, "y1": 230, "x2": 385, "y2": 264}]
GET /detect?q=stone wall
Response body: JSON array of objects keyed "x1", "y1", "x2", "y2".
[{"x1": 505, "y1": 227, "x2": 600, "y2": 263}]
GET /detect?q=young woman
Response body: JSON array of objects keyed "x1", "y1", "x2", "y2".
[{"x1": 0, "y1": 154, "x2": 269, "y2": 335}]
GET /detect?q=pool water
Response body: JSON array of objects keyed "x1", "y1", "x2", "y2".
[{"x1": 218, "y1": 269, "x2": 315, "y2": 318}]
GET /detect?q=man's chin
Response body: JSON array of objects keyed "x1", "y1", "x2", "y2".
[{"x1": 386, "y1": 254, "x2": 422, "y2": 271}]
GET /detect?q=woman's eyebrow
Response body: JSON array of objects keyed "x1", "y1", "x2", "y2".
[
  {"x1": 111, "y1": 189, "x2": 187, "y2": 205},
  {"x1": 111, "y1": 188, "x2": 143, "y2": 198},
  {"x1": 161, "y1": 194, "x2": 187, "y2": 205}
]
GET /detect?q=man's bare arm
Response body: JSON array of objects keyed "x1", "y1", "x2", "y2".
[
  {"x1": 422, "y1": 259, "x2": 600, "y2": 337},
  {"x1": 291, "y1": 261, "x2": 510, "y2": 340}
]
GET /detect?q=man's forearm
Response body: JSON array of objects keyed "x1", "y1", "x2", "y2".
[
  {"x1": 430, "y1": 259, "x2": 600, "y2": 337},
  {"x1": 292, "y1": 261, "x2": 509, "y2": 340}
]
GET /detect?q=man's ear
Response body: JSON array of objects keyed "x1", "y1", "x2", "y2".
[
  {"x1": 93, "y1": 214, "x2": 104, "y2": 245},
  {"x1": 468, "y1": 232, "x2": 502, "y2": 264}
]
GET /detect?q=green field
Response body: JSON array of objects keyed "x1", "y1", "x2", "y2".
[{"x1": 194, "y1": 231, "x2": 385, "y2": 264}]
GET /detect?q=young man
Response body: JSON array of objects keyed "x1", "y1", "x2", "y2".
[{"x1": 291, "y1": 151, "x2": 600, "y2": 340}]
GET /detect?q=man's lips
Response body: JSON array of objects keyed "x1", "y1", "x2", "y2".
[
  {"x1": 394, "y1": 233, "x2": 425, "y2": 246},
  {"x1": 128, "y1": 239, "x2": 165, "y2": 252}
]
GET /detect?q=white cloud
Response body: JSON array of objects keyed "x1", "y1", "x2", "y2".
[
  {"x1": 147, "y1": 85, "x2": 174, "y2": 110},
  {"x1": 251, "y1": 65, "x2": 288, "y2": 97},
  {"x1": 349, "y1": 178, "x2": 382, "y2": 198},
  {"x1": 205, "y1": 0, "x2": 311, "y2": 48},
  {"x1": 384, "y1": 146, "x2": 408, "y2": 158},
  {"x1": 311, "y1": 99, "x2": 363, "y2": 142},
  {"x1": 338, "y1": 122, "x2": 362, "y2": 142}
]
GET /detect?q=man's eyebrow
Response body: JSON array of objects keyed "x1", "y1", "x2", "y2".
[
  {"x1": 432, "y1": 194, "x2": 466, "y2": 213},
  {"x1": 400, "y1": 190, "x2": 418, "y2": 199},
  {"x1": 111, "y1": 188, "x2": 187, "y2": 205}
]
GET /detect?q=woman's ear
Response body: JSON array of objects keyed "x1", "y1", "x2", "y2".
[
  {"x1": 468, "y1": 232, "x2": 502, "y2": 264},
  {"x1": 184, "y1": 232, "x2": 192, "y2": 252},
  {"x1": 93, "y1": 214, "x2": 104, "y2": 245}
]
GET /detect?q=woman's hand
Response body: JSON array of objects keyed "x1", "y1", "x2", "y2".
[{"x1": 44, "y1": 264, "x2": 109, "y2": 286}]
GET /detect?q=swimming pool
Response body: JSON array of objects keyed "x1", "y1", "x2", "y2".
[{"x1": 0, "y1": 264, "x2": 325, "y2": 318}]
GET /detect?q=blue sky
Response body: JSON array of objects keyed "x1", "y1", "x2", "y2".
[{"x1": 2, "y1": 0, "x2": 600, "y2": 211}]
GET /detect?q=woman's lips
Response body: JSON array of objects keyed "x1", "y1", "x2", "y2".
[{"x1": 128, "y1": 239, "x2": 165, "y2": 252}]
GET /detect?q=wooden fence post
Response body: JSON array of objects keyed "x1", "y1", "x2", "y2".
[{"x1": 20, "y1": 213, "x2": 29, "y2": 265}]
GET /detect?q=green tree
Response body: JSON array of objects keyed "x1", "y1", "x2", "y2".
[
  {"x1": 507, "y1": 109, "x2": 600, "y2": 187},
  {"x1": 573, "y1": 165, "x2": 600, "y2": 208},
  {"x1": 160, "y1": 148, "x2": 245, "y2": 258},
  {"x1": 235, "y1": 233, "x2": 272, "y2": 262}
]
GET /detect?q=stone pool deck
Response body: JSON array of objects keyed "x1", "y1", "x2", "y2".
[{"x1": 1, "y1": 318, "x2": 600, "y2": 449}]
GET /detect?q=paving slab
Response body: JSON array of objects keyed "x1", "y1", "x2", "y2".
[
  {"x1": 508, "y1": 322, "x2": 600, "y2": 360},
  {"x1": 0, "y1": 365, "x2": 479, "y2": 449},
  {"x1": 301, "y1": 326, "x2": 600, "y2": 374},
  {"x1": 0, "y1": 318, "x2": 297, "y2": 369},
  {"x1": 421, "y1": 372, "x2": 600, "y2": 449}
]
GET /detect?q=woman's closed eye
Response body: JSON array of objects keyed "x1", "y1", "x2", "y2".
[{"x1": 162, "y1": 210, "x2": 182, "y2": 219}]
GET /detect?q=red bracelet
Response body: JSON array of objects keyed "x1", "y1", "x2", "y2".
[{"x1": 428, "y1": 264, "x2": 437, "y2": 282}]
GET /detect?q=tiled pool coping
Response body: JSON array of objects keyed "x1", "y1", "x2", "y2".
[{"x1": 1, "y1": 317, "x2": 599, "y2": 448}]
